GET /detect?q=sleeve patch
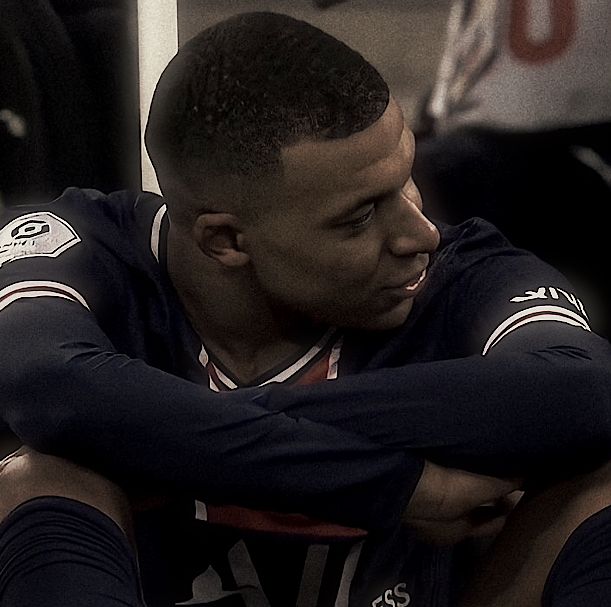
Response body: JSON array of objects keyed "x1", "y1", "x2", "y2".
[{"x1": 0, "y1": 212, "x2": 81, "y2": 268}]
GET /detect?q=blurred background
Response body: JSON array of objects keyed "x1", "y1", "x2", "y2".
[
  {"x1": 1, "y1": 0, "x2": 141, "y2": 207},
  {"x1": 0, "y1": 0, "x2": 450, "y2": 209}
]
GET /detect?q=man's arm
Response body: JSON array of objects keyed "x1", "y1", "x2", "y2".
[
  {"x1": 1, "y1": 298, "x2": 419, "y2": 531},
  {"x1": 266, "y1": 322, "x2": 611, "y2": 477},
  {"x1": 3, "y1": 296, "x2": 610, "y2": 514}
]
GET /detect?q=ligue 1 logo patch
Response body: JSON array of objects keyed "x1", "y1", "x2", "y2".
[{"x1": 0, "y1": 212, "x2": 81, "y2": 268}]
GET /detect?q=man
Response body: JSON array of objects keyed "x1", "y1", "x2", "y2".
[{"x1": 1, "y1": 11, "x2": 611, "y2": 607}]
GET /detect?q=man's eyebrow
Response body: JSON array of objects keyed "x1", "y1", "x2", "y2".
[
  {"x1": 330, "y1": 189, "x2": 395, "y2": 224},
  {"x1": 339, "y1": 167, "x2": 412, "y2": 218},
  {"x1": 352, "y1": 189, "x2": 395, "y2": 210}
]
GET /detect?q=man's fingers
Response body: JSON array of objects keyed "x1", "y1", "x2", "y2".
[
  {"x1": 408, "y1": 512, "x2": 510, "y2": 546},
  {"x1": 405, "y1": 461, "x2": 523, "y2": 522},
  {"x1": 446, "y1": 468, "x2": 521, "y2": 506},
  {"x1": 467, "y1": 490, "x2": 524, "y2": 524},
  {"x1": 405, "y1": 489, "x2": 525, "y2": 546}
]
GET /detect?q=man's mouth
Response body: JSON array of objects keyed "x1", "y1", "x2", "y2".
[{"x1": 403, "y1": 268, "x2": 427, "y2": 292}]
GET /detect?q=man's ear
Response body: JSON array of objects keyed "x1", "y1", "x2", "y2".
[{"x1": 192, "y1": 213, "x2": 250, "y2": 267}]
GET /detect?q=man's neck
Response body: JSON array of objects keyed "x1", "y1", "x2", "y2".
[
  {"x1": 168, "y1": 240, "x2": 325, "y2": 385},
  {"x1": 193, "y1": 304, "x2": 325, "y2": 385}
]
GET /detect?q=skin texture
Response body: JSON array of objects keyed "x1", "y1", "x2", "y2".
[{"x1": 246, "y1": 98, "x2": 440, "y2": 332}]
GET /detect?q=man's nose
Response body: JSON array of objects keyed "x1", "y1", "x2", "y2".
[{"x1": 386, "y1": 193, "x2": 440, "y2": 257}]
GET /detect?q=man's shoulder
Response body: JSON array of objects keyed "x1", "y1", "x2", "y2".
[
  {"x1": 430, "y1": 216, "x2": 539, "y2": 289},
  {"x1": 0, "y1": 188, "x2": 165, "y2": 269},
  {"x1": 0, "y1": 188, "x2": 170, "y2": 317},
  {"x1": 436, "y1": 217, "x2": 514, "y2": 256},
  {"x1": 0, "y1": 187, "x2": 163, "y2": 229}
]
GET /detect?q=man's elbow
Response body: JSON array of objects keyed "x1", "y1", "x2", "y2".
[{"x1": 566, "y1": 358, "x2": 611, "y2": 446}]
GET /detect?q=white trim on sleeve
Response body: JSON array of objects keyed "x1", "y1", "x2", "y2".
[
  {"x1": 150, "y1": 204, "x2": 167, "y2": 262},
  {"x1": 0, "y1": 281, "x2": 90, "y2": 312},
  {"x1": 482, "y1": 305, "x2": 591, "y2": 355}
]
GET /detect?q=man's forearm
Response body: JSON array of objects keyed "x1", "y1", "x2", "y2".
[{"x1": 1, "y1": 301, "x2": 418, "y2": 530}]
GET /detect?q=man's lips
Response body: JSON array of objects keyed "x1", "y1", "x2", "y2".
[
  {"x1": 403, "y1": 268, "x2": 427, "y2": 292},
  {"x1": 387, "y1": 268, "x2": 428, "y2": 293}
]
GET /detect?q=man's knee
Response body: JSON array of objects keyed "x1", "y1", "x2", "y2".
[
  {"x1": 458, "y1": 459, "x2": 611, "y2": 607},
  {"x1": 0, "y1": 446, "x2": 132, "y2": 534}
]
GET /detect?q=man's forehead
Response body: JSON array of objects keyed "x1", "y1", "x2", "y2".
[{"x1": 280, "y1": 99, "x2": 408, "y2": 192}]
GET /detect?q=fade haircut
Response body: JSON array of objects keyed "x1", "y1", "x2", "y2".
[{"x1": 145, "y1": 11, "x2": 389, "y2": 199}]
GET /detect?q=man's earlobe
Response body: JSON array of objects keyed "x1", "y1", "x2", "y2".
[{"x1": 193, "y1": 213, "x2": 250, "y2": 267}]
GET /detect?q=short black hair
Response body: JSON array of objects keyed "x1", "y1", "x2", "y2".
[{"x1": 145, "y1": 11, "x2": 389, "y2": 190}]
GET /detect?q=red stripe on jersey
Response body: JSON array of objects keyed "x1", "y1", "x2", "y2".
[
  {"x1": 206, "y1": 505, "x2": 366, "y2": 541},
  {"x1": 291, "y1": 355, "x2": 329, "y2": 385}
]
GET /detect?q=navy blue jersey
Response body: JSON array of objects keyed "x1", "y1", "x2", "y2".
[{"x1": 1, "y1": 188, "x2": 611, "y2": 606}]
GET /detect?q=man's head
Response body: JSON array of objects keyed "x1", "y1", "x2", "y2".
[
  {"x1": 146, "y1": 12, "x2": 439, "y2": 332},
  {"x1": 145, "y1": 11, "x2": 389, "y2": 218}
]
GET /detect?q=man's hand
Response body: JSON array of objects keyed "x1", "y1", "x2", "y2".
[{"x1": 404, "y1": 460, "x2": 523, "y2": 545}]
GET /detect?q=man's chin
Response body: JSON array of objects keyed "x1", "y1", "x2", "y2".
[{"x1": 354, "y1": 299, "x2": 415, "y2": 332}]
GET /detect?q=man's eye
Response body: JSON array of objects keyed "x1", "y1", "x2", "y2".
[{"x1": 348, "y1": 206, "x2": 375, "y2": 229}]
